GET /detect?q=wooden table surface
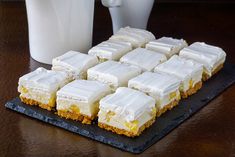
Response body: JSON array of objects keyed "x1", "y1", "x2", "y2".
[{"x1": 0, "y1": 2, "x2": 235, "y2": 157}]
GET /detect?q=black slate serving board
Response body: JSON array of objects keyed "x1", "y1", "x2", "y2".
[{"x1": 5, "y1": 63, "x2": 235, "y2": 154}]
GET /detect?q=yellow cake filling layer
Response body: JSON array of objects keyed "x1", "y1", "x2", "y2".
[
  {"x1": 69, "y1": 104, "x2": 80, "y2": 114},
  {"x1": 98, "y1": 57, "x2": 108, "y2": 63},
  {"x1": 189, "y1": 79, "x2": 193, "y2": 88},
  {"x1": 98, "y1": 106, "x2": 156, "y2": 134},
  {"x1": 57, "y1": 100, "x2": 100, "y2": 120},
  {"x1": 124, "y1": 120, "x2": 139, "y2": 133},
  {"x1": 19, "y1": 86, "x2": 56, "y2": 108},
  {"x1": 21, "y1": 86, "x2": 28, "y2": 94},
  {"x1": 169, "y1": 91, "x2": 176, "y2": 100},
  {"x1": 105, "y1": 111, "x2": 116, "y2": 122},
  {"x1": 98, "y1": 107, "x2": 156, "y2": 137}
]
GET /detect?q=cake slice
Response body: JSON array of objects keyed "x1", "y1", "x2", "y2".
[
  {"x1": 179, "y1": 42, "x2": 226, "y2": 81},
  {"x1": 109, "y1": 26, "x2": 155, "y2": 48},
  {"x1": 98, "y1": 87, "x2": 156, "y2": 137},
  {"x1": 88, "y1": 40, "x2": 132, "y2": 62},
  {"x1": 18, "y1": 67, "x2": 69, "y2": 111},
  {"x1": 146, "y1": 37, "x2": 188, "y2": 59},
  {"x1": 87, "y1": 61, "x2": 141, "y2": 91},
  {"x1": 120, "y1": 48, "x2": 167, "y2": 72},
  {"x1": 56, "y1": 80, "x2": 111, "y2": 124},
  {"x1": 52, "y1": 51, "x2": 99, "y2": 80},
  {"x1": 154, "y1": 55, "x2": 203, "y2": 98},
  {"x1": 128, "y1": 72, "x2": 181, "y2": 117}
]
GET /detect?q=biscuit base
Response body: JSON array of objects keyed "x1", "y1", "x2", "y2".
[
  {"x1": 181, "y1": 81, "x2": 202, "y2": 98},
  {"x1": 202, "y1": 63, "x2": 224, "y2": 81},
  {"x1": 57, "y1": 110, "x2": 94, "y2": 124},
  {"x1": 98, "y1": 117, "x2": 155, "y2": 137},
  {"x1": 157, "y1": 99, "x2": 179, "y2": 117},
  {"x1": 20, "y1": 96, "x2": 53, "y2": 111}
]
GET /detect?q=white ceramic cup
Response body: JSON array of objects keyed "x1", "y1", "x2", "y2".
[
  {"x1": 26, "y1": 0, "x2": 95, "y2": 64},
  {"x1": 102, "y1": 0, "x2": 154, "y2": 34}
]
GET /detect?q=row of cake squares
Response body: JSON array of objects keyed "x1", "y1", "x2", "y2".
[
  {"x1": 50, "y1": 26, "x2": 226, "y2": 83},
  {"x1": 88, "y1": 26, "x2": 186, "y2": 62},
  {"x1": 18, "y1": 27, "x2": 226, "y2": 137},
  {"x1": 88, "y1": 27, "x2": 226, "y2": 81}
]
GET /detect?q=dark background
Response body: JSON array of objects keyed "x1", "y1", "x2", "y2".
[
  {"x1": 1, "y1": 0, "x2": 235, "y2": 3},
  {"x1": 0, "y1": 0, "x2": 235, "y2": 156}
]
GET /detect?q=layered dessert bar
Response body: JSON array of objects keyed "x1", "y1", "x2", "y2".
[
  {"x1": 120, "y1": 48, "x2": 167, "y2": 72},
  {"x1": 128, "y1": 71, "x2": 181, "y2": 117},
  {"x1": 146, "y1": 37, "x2": 188, "y2": 59},
  {"x1": 179, "y1": 42, "x2": 226, "y2": 81},
  {"x1": 98, "y1": 87, "x2": 156, "y2": 137},
  {"x1": 154, "y1": 55, "x2": 203, "y2": 98},
  {"x1": 18, "y1": 67, "x2": 69, "y2": 111},
  {"x1": 109, "y1": 27, "x2": 155, "y2": 48},
  {"x1": 52, "y1": 51, "x2": 98, "y2": 80},
  {"x1": 88, "y1": 40, "x2": 132, "y2": 62},
  {"x1": 87, "y1": 61, "x2": 141, "y2": 91},
  {"x1": 56, "y1": 80, "x2": 111, "y2": 124}
]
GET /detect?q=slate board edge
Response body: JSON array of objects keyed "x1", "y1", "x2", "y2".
[
  {"x1": 5, "y1": 99, "x2": 139, "y2": 153},
  {"x1": 5, "y1": 78, "x2": 235, "y2": 154},
  {"x1": 4, "y1": 63, "x2": 235, "y2": 154},
  {"x1": 136, "y1": 78, "x2": 235, "y2": 153}
]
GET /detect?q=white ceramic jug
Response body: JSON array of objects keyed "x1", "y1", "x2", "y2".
[
  {"x1": 102, "y1": 0, "x2": 154, "y2": 33},
  {"x1": 26, "y1": 0, "x2": 94, "y2": 64}
]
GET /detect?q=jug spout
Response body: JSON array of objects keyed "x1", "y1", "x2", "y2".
[{"x1": 101, "y1": 0, "x2": 122, "y2": 7}]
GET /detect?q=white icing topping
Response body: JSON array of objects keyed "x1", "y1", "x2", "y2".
[
  {"x1": 179, "y1": 42, "x2": 226, "y2": 75},
  {"x1": 87, "y1": 61, "x2": 141, "y2": 89},
  {"x1": 99, "y1": 87, "x2": 155, "y2": 122},
  {"x1": 120, "y1": 48, "x2": 167, "y2": 72},
  {"x1": 57, "y1": 80, "x2": 111, "y2": 104},
  {"x1": 128, "y1": 71, "x2": 180, "y2": 97},
  {"x1": 109, "y1": 26, "x2": 155, "y2": 48},
  {"x1": 146, "y1": 37, "x2": 188, "y2": 58},
  {"x1": 154, "y1": 55, "x2": 203, "y2": 80},
  {"x1": 52, "y1": 51, "x2": 98, "y2": 79},
  {"x1": 88, "y1": 40, "x2": 132, "y2": 61},
  {"x1": 18, "y1": 67, "x2": 69, "y2": 92}
]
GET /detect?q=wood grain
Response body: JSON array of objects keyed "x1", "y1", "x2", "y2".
[{"x1": 0, "y1": 2, "x2": 235, "y2": 157}]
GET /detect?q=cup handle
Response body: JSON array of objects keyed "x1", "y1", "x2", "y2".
[{"x1": 101, "y1": 0, "x2": 122, "y2": 8}]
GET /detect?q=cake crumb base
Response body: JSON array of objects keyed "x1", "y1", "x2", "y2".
[
  {"x1": 202, "y1": 63, "x2": 224, "y2": 81},
  {"x1": 181, "y1": 81, "x2": 202, "y2": 98},
  {"x1": 57, "y1": 110, "x2": 93, "y2": 124},
  {"x1": 20, "y1": 96, "x2": 53, "y2": 111},
  {"x1": 98, "y1": 117, "x2": 155, "y2": 137},
  {"x1": 157, "y1": 99, "x2": 179, "y2": 117}
]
